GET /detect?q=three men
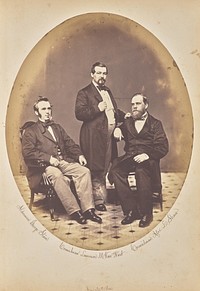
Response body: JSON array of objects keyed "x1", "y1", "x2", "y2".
[
  {"x1": 75, "y1": 62, "x2": 125, "y2": 211},
  {"x1": 22, "y1": 65, "x2": 168, "y2": 229},
  {"x1": 22, "y1": 97, "x2": 102, "y2": 225},
  {"x1": 109, "y1": 93, "x2": 169, "y2": 227}
]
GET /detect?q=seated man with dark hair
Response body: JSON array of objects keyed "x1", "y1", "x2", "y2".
[
  {"x1": 109, "y1": 93, "x2": 169, "y2": 227},
  {"x1": 22, "y1": 97, "x2": 102, "y2": 225}
]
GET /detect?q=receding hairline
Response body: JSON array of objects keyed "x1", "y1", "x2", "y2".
[
  {"x1": 131, "y1": 93, "x2": 148, "y2": 104},
  {"x1": 33, "y1": 97, "x2": 52, "y2": 111}
]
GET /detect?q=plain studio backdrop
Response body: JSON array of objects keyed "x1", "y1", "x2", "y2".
[{"x1": 6, "y1": 13, "x2": 192, "y2": 176}]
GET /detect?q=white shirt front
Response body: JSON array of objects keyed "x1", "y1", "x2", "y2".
[
  {"x1": 47, "y1": 126, "x2": 57, "y2": 141},
  {"x1": 134, "y1": 113, "x2": 148, "y2": 133},
  {"x1": 93, "y1": 81, "x2": 115, "y2": 125}
]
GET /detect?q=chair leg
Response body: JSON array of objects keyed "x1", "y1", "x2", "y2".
[
  {"x1": 152, "y1": 192, "x2": 163, "y2": 211},
  {"x1": 49, "y1": 208, "x2": 55, "y2": 221},
  {"x1": 47, "y1": 186, "x2": 56, "y2": 221},
  {"x1": 29, "y1": 190, "x2": 35, "y2": 210},
  {"x1": 159, "y1": 192, "x2": 163, "y2": 211}
]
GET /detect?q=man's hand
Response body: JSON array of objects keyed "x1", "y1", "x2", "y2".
[
  {"x1": 79, "y1": 155, "x2": 87, "y2": 166},
  {"x1": 113, "y1": 127, "x2": 124, "y2": 141},
  {"x1": 133, "y1": 153, "x2": 149, "y2": 163},
  {"x1": 98, "y1": 101, "x2": 107, "y2": 112},
  {"x1": 124, "y1": 112, "x2": 131, "y2": 119},
  {"x1": 50, "y1": 156, "x2": 60, "y2": 167}
]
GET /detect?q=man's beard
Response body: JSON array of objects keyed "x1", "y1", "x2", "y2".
[
  {"x1": 132, "y1": 110, "x2": 144, "y2": 120},
  {"x1": 98, "y1": 78, "x2": 106, "y2": 86}
]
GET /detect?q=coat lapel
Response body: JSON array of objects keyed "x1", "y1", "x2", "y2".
[
  {"x1": 125, "y1": 115, "x2": 151, "y2": 136},
  {"x1": 37, "y1": 122, "x2": 57, "y2": 143},
  {"x1": 90, "y1": 83, "x2": 103, "y2": 102},
  {"x1": 138, "y1": 115, "x2": 151, "y2": 135},
  {"x1": 126, "y1": 117, "x2": 138, "y2": 136}
]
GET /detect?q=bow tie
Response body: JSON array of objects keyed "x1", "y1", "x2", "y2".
[
  {"x1": 133, "y1": 115, "x2": 147, "y2": 121},
  {"x1": 133, "y1": 117, "x2": 146, "y2": 121},
  {"x1": 97, "y1": 86, "x2": 109, "y2": 92},
  {"x1": 41, "y1": 120, "x2": 55, "y2": 128}
]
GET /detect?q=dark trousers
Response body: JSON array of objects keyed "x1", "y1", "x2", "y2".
[
  {"x1": 149, "y1": 159, "x2": 162, "y2": 193},
  {"x1": 109, "y1": 157, "x2": 160, "y2": 215}
]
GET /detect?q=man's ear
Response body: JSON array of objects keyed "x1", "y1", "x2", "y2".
[
  {"x1": 35, "y1": 110, "x2": 39, "y2": 116},
  {"x1": 145, "y1": 103, "x2": 148, "y2": 110},
  {"x1": 90, "y1": 72, "x2": 94, "y2": 78}
]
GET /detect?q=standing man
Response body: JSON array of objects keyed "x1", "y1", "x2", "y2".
[
  {"x1": 22, "y1": 97, "x2": 102, "y2": 224},
  {"x1": 75, "y1": 62, "x2": 125, "y2": 211},
  {"x1": 109, "y1": 93, "x2": 169, "y2": 227}
]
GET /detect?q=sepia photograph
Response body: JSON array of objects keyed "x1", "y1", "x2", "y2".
[
  {"x1": 1, "y1": 1, "x2": 200, "y2": 290},
  {"x1": 6, "y1": 12, "x2": 192, "y2": 250}
]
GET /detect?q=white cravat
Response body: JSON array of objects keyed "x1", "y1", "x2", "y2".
[
  {"x1": 94, "y1": 82, "x2": 115, "y2": 125},
  {"x1": 134, "y1": 113, "x2": 148, "y2": 133}
]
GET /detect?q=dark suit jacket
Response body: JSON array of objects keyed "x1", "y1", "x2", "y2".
[
  {"x1": 22, "y1": 121, "x2": 82, "y2": 189},
  {"x1": 75, "y1": 83, "x2": 125, "y2": 172},
  {"x1": 118, "y1": 113, "x2": 169, "y2": 163},
  {"x1": 108, "y1": 113, "x2": 169, "y2": 186}
]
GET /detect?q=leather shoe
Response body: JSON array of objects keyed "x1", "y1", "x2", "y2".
[
  {"x1": 139, "y1": 214, "x2": 153, "y2": 228},
  {"x1": 70, "y1": 211, "x2": 87, "y2": 224},
  {"x1": 84, "y1": 209, "x2": 102, "y2": 224},
  {"x1": 95, "y1": 204, "x2": 107, "y2": 212},
  {"x1": 121, "y1": 210, "x2": 141, "y2": 225}
]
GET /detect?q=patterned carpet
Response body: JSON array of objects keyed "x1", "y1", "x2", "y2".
[{"x1": 15, "y1": 172, "x2": 186, "y2": 250}]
